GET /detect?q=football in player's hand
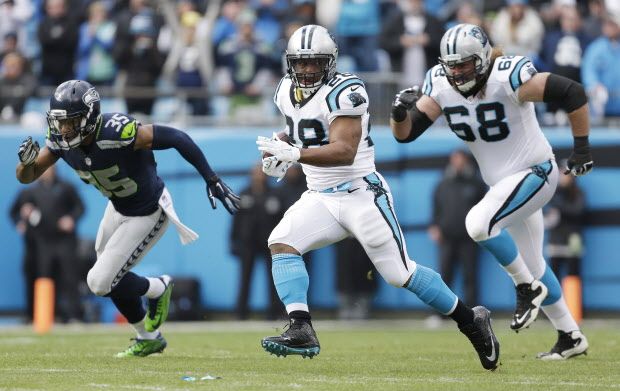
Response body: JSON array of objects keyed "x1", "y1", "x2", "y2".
[{"x1": 262, "y1": 131, "x2": 293, "y2": 158}]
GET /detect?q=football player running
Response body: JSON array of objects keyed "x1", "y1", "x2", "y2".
[
  {"x1": 390, "y1": 24, "x2": 591, "y2": 360},
  {"x1": 16, "y1": 80, "x2": 240, "y2": 357},
  {"x1": 256, "y1": 25, "x2": 500, "y2": 371}
]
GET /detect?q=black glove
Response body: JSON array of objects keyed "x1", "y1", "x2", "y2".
[
  {"x1": 18, "y1": 136, "x2": 40, "y2": 166},
  {"x1": 564, "y1": 136, "x2": 593, "y2": 176},
  {"x1": 391, "y1": 86, "x2": 422, "y2": 122},
  {"x1": 207, "y1": 175, "x2": 241, "y2": 214}
]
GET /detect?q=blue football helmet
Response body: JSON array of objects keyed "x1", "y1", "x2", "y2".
[{"x1": 47, "y1": 80, "x2": 101, "y2": 148}]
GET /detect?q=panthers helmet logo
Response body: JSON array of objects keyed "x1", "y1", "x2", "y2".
[
  {"x1": 348, "y1": 92, "x2": 366, "y2": 107},
  {"x1": 468, "y1": 26, "x2": 488, "y2": 46}
]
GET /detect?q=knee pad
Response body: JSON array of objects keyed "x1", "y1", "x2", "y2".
[
  {"x1": 86, "y1": 267, "x2": 111, "y2": 296},
  {"x1": 465, "y1": 207, "x2": 490, "y2": 242}
]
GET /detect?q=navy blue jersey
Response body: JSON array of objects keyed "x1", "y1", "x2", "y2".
[{"x1": 46, "y1": 112, "x2": 164, "y2": 216}]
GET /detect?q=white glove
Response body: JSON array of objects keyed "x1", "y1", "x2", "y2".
[
  {"x1": 18, "y1": 136, "x2": 40, "y2": 166},
  {"x1": 256, "y1": 132, "x2": 301, "y2": 162},
  {"x1": 262, "y1": 156, "x2": 293, "y2": 182}
]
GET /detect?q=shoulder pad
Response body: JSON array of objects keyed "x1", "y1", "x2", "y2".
[
  {"x1": 324, "y1": 74, "x2": 366, "y2": 113},
  {"x1": 96, "y1": 113, "x2": 138, "y2": 149},
  {"x1": 492, "y1": 56, "x2": 537, "y2": 91},
  {"x1": 422, "y1": 65, "x2": 450, "y2": 97}
]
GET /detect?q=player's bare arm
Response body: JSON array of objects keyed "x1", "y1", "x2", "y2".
[
  {"x1": 298, "y1": 115, "x2": 362, "y2": 167},
  {"x1": 16, "y1": 142, "x2": 59, "y2": 184},
  {"x1": 519, "y1": 72, "x2": 593, "y2": 176},
  {"x1": 390, "y1": 89, "x2": 441, "y2": 143},
  {"x1": 133, "y1": 123, "x2": 154, "y2": 150}
]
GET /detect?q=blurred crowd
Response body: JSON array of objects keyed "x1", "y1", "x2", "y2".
[{"x1": 1, "y1": 0, "x2": 620, "y2": 126}]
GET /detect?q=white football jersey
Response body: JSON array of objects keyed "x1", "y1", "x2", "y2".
[
  {"x1": 274, "y1": 72, "x2": 376, "y2": 191},
  {"x1": 423, "y1": 55, "x2": 554, "y2": 186}
]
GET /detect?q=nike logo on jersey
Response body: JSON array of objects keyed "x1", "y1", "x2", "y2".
[
  {"x1": 351, "y1": 86, "x2": 360, "y2": 91},
  {"x1": 347, "y1": 188, "x2": 360, "y2": 193},
  {"x1": 515, "y1": 308, "x2": 531, "y2": 325}
]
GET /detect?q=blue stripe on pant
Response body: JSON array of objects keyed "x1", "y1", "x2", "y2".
[{"x1": 489, "y1": 161, "x2": 552, "y2": 235}]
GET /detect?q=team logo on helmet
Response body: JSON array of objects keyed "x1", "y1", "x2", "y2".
[
  {"x1": 82, "y1": 87, "x2": 100, "y2": 106},
  {"x1": 468, "y1": 26, "x2": 488, "y2": 46}
]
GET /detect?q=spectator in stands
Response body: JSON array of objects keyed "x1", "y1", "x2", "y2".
[
  {"x1": 230, "y1": 163, "x2": 284, "y2": 320},
  {"x1": 581, "y1": 10, "x2": 620, "y2": 121},
  {"x1": 217, "y1": 10, "x2": 276, "y2": 120},
  {"x1": 0, "y1": 0, "x2": 35, "y2": 59},
  {"x1": 286, "y1": 0, "x2": 316, "y2": 26},
  {"x1": 13, "y1": 165, "x2": 85, "y2": 323},
  {"x1": 172, "y1": 10, "x2": 210, "y2": 116},
  {"x1": 212, "y1": 0, "x2": 245, "y2": 52},
  {"x1": 540, "y1": 5, "x2": 591, "y2": 117},
  {"x1": 428, "y1": 149, "x2": 486, "y2": 306},
  {"x1": 113, "y1": 7, "x2": 164, "y2": 115},
  {"x1": 0, "y1": 31, "x2": 18, "y2": 64},
  {"x1": 490, "y1": 0, "x2": 544, "y2": 59},
  {"x1": 252, "y1": 0, "x2": 283, "y2": 47},
  {"x1": 583, "y1": 0, "x2": 605, "y2": 39},
  {"x1": 334, "y1": 0, "x2": 381, "y2": 72},
  {"x1": 37, "y1": 0, "x2": 79, "y2": 86},
  {"x1": 0, "y1": 51, "x2": 36, "y2": 120},
  {"x1": 379, "y1": 0, "x2": 444, "y2": 86},
  {"x1": 75, "y1": 1, "x2": 117, "y2": 86}
]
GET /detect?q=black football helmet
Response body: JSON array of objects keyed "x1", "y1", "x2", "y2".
[{"x1": 47, "y1": 80, "x2": 102, "y2": 148}]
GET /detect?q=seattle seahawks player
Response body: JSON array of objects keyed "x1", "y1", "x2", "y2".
[
  {"x1": 16, "y1": 80, "x2": 240, "y2": 357},
  {"x1": 390, "y1": 24, "x2": 591, "y2": 360},
  {"x1": 257, "y1": 25, "x2": 500, "y2": 370}
]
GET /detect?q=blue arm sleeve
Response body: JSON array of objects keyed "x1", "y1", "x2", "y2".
[{"x1": 151, "y1": 124, "x2": 216, "y2": 182}]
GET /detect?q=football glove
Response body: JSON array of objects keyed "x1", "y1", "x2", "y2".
[
  {"x1": 564, "y1": 137, "x2": 593, "y2": 176},
  {"x1": 256, "y1": 132, "x2": 301, "y2": 162},
  {"x1": 391, "y1": 86, "x2": 422, "y2": 122},
  {"x1": 206, "y1": 176, "x2": 241, "y2": 214},
  {"x1": 262, "y1": 156, "x2": 293, "y2": 182},
  {"x1": 18, "y1": 136, "x2": 40, "y2": 166}
]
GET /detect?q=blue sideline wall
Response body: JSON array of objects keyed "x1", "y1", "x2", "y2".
[{"x1": 1, "y1": 127, "x2": 619, "y2": 314}]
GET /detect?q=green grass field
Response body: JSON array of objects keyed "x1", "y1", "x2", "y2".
[{"x1": 0, "y1": 318, "x2": 618, "y2": 391}]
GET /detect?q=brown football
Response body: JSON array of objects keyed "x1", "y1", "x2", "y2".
[{"x1": 262, "y1": 131, "x2": 293, "y2": 158}]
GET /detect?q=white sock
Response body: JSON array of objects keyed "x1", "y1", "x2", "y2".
[
  {"x1": 542, "y1": 299, "x2": 579, "y2": 332},
  {"x1": 145, "y1": 277, "x2": 166, "y2": 299},
  {"x1": 131, "y1": 317, "x2": 161, "y2": 340},
  {"x1": 503, "y1": 255, "x2": 535, "y2": 285}
]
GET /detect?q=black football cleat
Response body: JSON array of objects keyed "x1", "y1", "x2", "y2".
[
  {"x1": 459, "y1": 306, "x2": 500, "y2": 371},
  {"x1": 261, "y1": 319, "x2": 320, "y2": 358},
  {"x1": 510, "y1": 280, "x2": 548, "y2": 331},
  {"x1": 537, "y1": 330, "x2": 588, "y2": 360}
]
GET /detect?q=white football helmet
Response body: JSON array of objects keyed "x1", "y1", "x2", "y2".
[
  {"x1": 438, "y1": 24, "x2": 492, "y2": 94},
  {"x1": 286, "y1": 25, "x2": 338, "y2": 94}
]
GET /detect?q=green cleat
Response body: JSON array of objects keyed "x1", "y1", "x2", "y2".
[
  {"x1": 145, "y1": 275, "x2": 173, "y2": 332},
  {"x1": 115, "y1": 334, "x2": 167, "y2": 357}
]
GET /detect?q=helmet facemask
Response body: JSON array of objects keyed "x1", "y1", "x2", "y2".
[
  {"x1": 439, "y1": 54, "x2": 485, "y2": 93},
  {"x1": 287, "y1": 54, "x2": 333, "y2": 95},
  {"x1": 47, "y1": 107, "x2": 99, "y2": 149}
]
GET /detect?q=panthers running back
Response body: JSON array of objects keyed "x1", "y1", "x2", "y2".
[
  {"x1": 16, "y1": 80, "x2": 240, "y2": 357},
  {"x1": 390, "y1": 23, "x2": 592, "y2": 360},
  {"x1": 257, "y1": 24, "x2": 500, "y2": 371}
]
